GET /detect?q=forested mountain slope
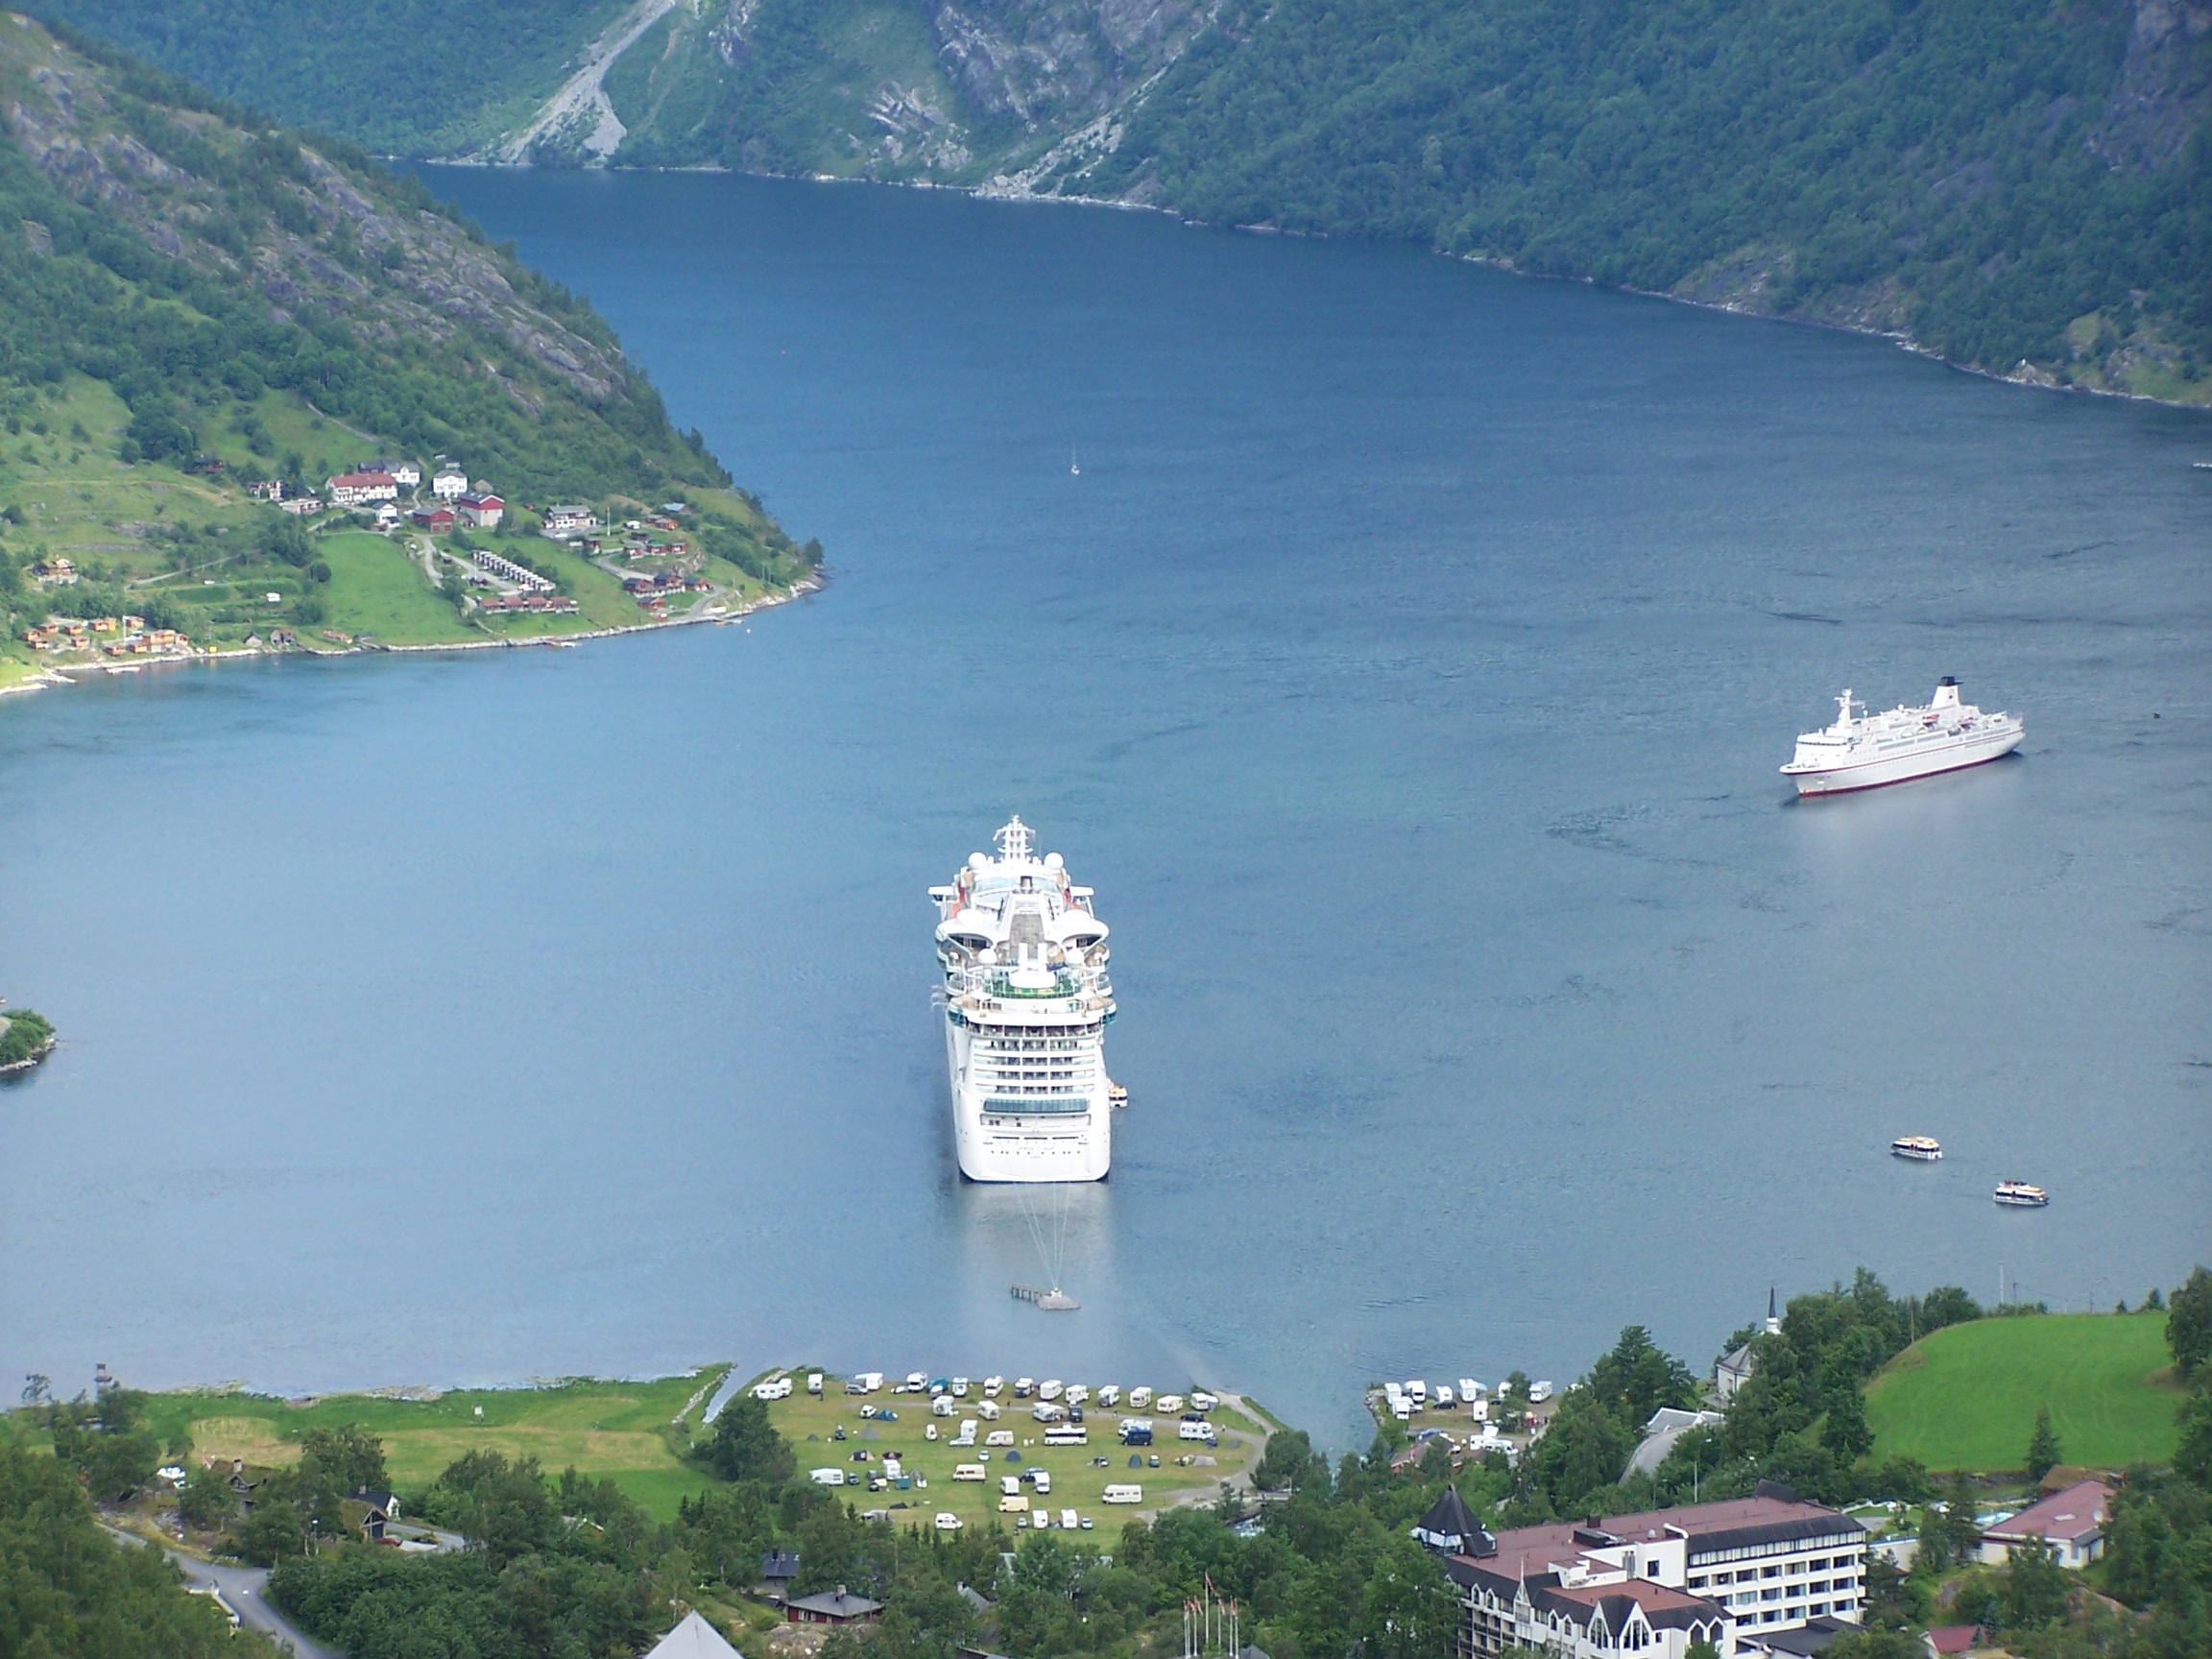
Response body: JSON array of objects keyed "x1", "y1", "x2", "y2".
[
  {"x1": 0, "y1": 17, "x2": 735, "y2": 503},
  {"x1": 48, "y1": 0, "x2": 2212, "y2": 402},
  {"x1": 56, "y1": 0, "x2": 626, "y2": 156}
]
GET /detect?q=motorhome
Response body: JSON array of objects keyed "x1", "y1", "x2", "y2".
[
  {"x1": 1128, "y1": 1387, "x2": 1153, "y2": 1409},
  {"x1": 1103, "y1": 1484, "x2": 1142, "y2": 1504},
  {"x1": 1015, "y1": 1378, "x2": 1034, "y2": 1398},
  {"x1": 1030, "y1": 1471, "x2": 1051, "y2": 1495},
  {"x1": 1155, "y1": 1394, "x2": 1185, "y2": 1414},
  {"x1": 1529, "y1": 1381, "x2": 1554, "y2": 1404},
  {"x1": 1031, "y1": 1402, "x2": 1065, "y2": 1423},
  {"x1": 1189, "y1": 1391, "x2": 1216, "y2": 1412},
  {"x1": 1000, "y1": 1476, "x2": 1022, "y2": 1497},
  {"x1": 999, "y1": 1494, "x2": 1030, "y2": 1513},
  {"x1": 952, "y1": 1464, "x2": 986, "y2": 1482},
  {"x1": 1118, "y1": 1419, "x2": 1154, "y2": 1446},
  {"x1": 1061, "y1": 1508, "x2": 1080, "y2": 1530},
  {"x1": 1038, "y1": 1380, "x2": 1064, "y2": 1402},
  {"x1": 977, "y1": 1400, "x2": 1001, "y2": 1421},
  {"x1": 983, "y1": 1376, "x2": 1004, "y2": 1396},
  {"x1": 809, "y1": 1468, "x2": 846, "y2": 1486},
  {"x1": 932, "y1": 1395, "x2": 956, "y2": 1416},
  {"x1": 1178, "y1": 1420, "x2": 1217, "y2": 1442},
  {"x1": 807, "y1": 1374, "x2": 824, "y2": 1396},
  {"x1": 1065, "y1": 1385, "x2": 1090, "y2": 1406},
  {"x1": 1098, "y1": 1385, "x2": 1121, "y2": 1407}
]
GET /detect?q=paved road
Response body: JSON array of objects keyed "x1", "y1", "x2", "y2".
[{"x1": 101, "y1": 1527, "x2": 340, "y2": 1658}]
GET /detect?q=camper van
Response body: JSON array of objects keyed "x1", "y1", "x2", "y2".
[
  {"x1": 1406, "y1": 1381, "x2": 1427, "y2": 1405},
  {"x1": 931, "y1": 1395, "x2": 956, "y2": 1417},
  {"x1": 983, "y1": 1376, "x2": 1004, "y2": 1396},
  {"x1": 1435, "y1": 1384, "x2": 1455, "y2": 1407},
  {"x1": 809, "y1": 1468, "x2": 847, "y2": 1486},
  {"x1": 1000, "y1": 1476, "x2": 1022, "y2": 1497},
  {"x1": 1038, "y1": 1380, "x2": 1063, "y2": 1402},
  {"x1": 1128, "y1": 1387, "x2": 1153, "y2": 1409},
  {"x1": 1061, "y1": 1508, "x2": 1080, "y2": 1530},
  {"x1": 977, "y1": 1400, "x2": 1001, "y2": 1421},
  {"x1": 806, "y1": 1374, "x2": 824, "y2": 1396},
  {"x1": 1529, "y1": 1381, "x2": 1555, "y2": 1404},
  {"x1": 1189, "y1": 1391, "x2": 1216, "y2": 1412},
  {"x1": 952, "y1": 1464, "x2": 987, "y2": 1482},
  {"x1": 951, "y1": 1377, "x2": 971, "y2": 1397},
  {"x1": 1097, "y1": 1385, "x2": 1121, "y2": 1407},
  {"x1": 1118, "y1": 1419, "x2": 1154, "y2": 1446},
  {"x1": 1155, "y1": 1394, "x2": 1185, "y2": 1414},
  {"x1": 999, "y1": 1493, "x2": 1030, "y2": 1513},
  {"x1": 1014, "y1": 1378, "x2": 1034, "y2": 1398},
  {"x1": 1460, "y1": 1379, "x2": 1484, "y2": 1402},
  {"x1": 1178, "y1": 1420, "x2": 1217, "y2": 1443},
  {"x1": 1103, "y1": 1484, "x2": 1142, "y2": 1504},
  {"x1": 952, "y1": 1421, "x2": 978, "y2": 1446},
  {"x1": 1031, "y1": 1402, "x2": 1065, "y2": 1424},
  {"x1": 1030, "y1": 1470, "x2": 1051, "y2": 1495},
  {"x1": 1065, "y1": 1384, "x2": 1090, "y2": 1407}
]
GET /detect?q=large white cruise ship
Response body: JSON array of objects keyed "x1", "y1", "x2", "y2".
[
  {"x1": 1782, "y1": 678, "x2": 2024, "y2": 796},
  {"x1": 929, "y1": 818, "x2": 1116, "y2": 1183}
]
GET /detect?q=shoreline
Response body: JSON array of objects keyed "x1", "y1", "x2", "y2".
[
  {"x1": 420, "y1": 156, "x2": 2212, "y2": 418},
  {"x1": 0, "y1": 572, "x2": 822, "y2": 703}
]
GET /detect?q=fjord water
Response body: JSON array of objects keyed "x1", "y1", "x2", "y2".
[{"x1": 4, "y1": 171, "x2": 2208, "y2": 1445}]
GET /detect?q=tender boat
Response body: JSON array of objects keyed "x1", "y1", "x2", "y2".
[
  {"x1": 1107, "y1": 1081, "x2": 1129, "y2": 1109},
  {"x1": 1891, "y1": 1135, "x2": 1943, "y2": 1162},
  {"x1": 1993, "y1": 1180, "x2": 2050, "y2": 1208}
]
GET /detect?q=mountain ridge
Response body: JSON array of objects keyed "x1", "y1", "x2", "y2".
[{"x1": 47, "y1": 0, "x2": 2212, "y2": 407}]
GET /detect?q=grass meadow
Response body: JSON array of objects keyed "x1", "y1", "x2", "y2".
[{"x1": 1865, "y1": 1311, "x2": 2184, "y2": 1472}]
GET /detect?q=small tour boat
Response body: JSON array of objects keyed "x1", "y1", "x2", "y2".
[
  {"x1": 1890, "y1": 1135, "x2": 1943, "y2": 1162},
  {"x1": 1107, "y1": 1081, "x2": 1128, "y2": 1109},
  {"x1": 1993, "y1": 1180, "x2": 2050, "y2": 1208}
]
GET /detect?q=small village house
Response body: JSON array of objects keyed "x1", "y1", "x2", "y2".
[
  {"x1": 543, "y1": 504, "x2": 598, "y2": 537},
  {"x1": 642, "y1": 1612, "x2": 743, "y2": 1659},
  {"x1": 1976, "y1": 1480, "x2": 2110, "y2": 1569},
  {"x1": 785, "y1": 1585, "x2": 881, "y2": 1626},
  {"x1": 250, "y1": 480, "x2": 284, "y2": 502},
  {"x1": 31, "y1": 556, "x2": 76, "y2": 585},
  {"x1": 410, "y1": 506, "x2": 456, "y2": 533},
  {"x1": 431, "y1": 465, "x2": 469, "y2": 500},
  {"x1": 456, "y1": 491, "x2": 504, "y2": 530}
]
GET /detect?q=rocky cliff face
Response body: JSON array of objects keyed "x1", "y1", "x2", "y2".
[{"x1": 558, "y1": 0, "x2": 1206, "y2": 181}]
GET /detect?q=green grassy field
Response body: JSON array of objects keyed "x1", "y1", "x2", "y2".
[
  {"x1": 1865, "y1": 1312, "x2": 2184, "y2": 1473},
  {"x1": 314, "y1": 530, "x2": 476, "y2": 644},
  {"x1": 138, "y1": 1367, "x2": 729, "y2": 1522},
  {"x1": 763, "y1": 1371, "x2": 1262, "y2": 1533}
]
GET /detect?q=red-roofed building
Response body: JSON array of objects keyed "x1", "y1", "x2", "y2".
[
  {"x1": 1977, "y1": 1479, "x2": 2111, "y2": 1569},
  {"x1": 327, "y1": 470, "x2": 398, "y2": 507},
  {"x1": 1923, "y1": 1626, "x2": 1982, "y2": 1657},
  {"x1": 456, "y1": 491, "x2": 504, "y2": 530}
]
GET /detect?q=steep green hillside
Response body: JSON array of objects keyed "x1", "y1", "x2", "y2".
[
  {"x1": 0, "y1": 18, "x2": 812, "y2": 685},
  {"x1": 50, "y1": 0, "x2": 2212, "y2": 401},
  {"x1": 55, "y1": 0, "x2": 625, "y2": 156},
  {"x1": 1072, "y1": 0, "x2": 2212, "y2": 402}
]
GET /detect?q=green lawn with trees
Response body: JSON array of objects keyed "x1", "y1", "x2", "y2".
[{"x1": 1864, "y1": 1310, "x2": 2185, "y2": 1473}]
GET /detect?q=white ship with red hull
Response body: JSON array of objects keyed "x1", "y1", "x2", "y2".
[
  {"x1": 930, "y1": 819, "x2": 1115, "y2": 1183},
  {"x1": 1783, "y1": 678, "x2": 2023, "y2": 796}
]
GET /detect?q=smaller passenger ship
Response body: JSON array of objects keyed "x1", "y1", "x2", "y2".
[
  {"x1": 1890, "y1": 1135, "x2": 1943, "y2": 1162},
  {"x1": 1782, "y1": 678, "x2": 2024, "y2": 795},
  {"x1": 1993, "y1": 1180, "x2": 2050, "y2": 1208}
]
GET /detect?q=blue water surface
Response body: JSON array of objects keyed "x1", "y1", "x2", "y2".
[{"x1": 2, "y1": 170, "x2": 2207, "y2": 1447}]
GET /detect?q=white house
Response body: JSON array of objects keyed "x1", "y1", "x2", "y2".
[
  {"x1": 1718, "y1": 1289, "x2": 1784, "y2": 1405},
  {"x1": 542, "y1": 505, "x2": 598, "y2": 538},
  {"x1": 358, "y1": 458, "x2": 421, "y2": 489},
  {"x1": 431, "y1": 466, "x2": 469, "y2": 500}
]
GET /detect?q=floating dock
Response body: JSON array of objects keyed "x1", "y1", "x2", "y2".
[{"x1": 1012, "y1": 1284, "x2": 1080, "y2": 1311}]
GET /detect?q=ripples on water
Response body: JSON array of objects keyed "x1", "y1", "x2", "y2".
[{"x1": 1, "y1": 171, "x2": 2206, "y2": 1445}]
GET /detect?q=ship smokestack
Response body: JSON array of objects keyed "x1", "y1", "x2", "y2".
[{"x1": 1933, "y1": 676, "x2": 1961, "y2": 709}]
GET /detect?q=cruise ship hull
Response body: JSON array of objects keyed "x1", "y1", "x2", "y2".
[
  {"x1": 945, "y1": 1018, "x2": 1110, "y2": 1183},
  {"x1": 1785, "y1": 726, "x2": 2023, "y2": 796}
]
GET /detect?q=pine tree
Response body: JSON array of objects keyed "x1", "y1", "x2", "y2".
[{"x1": 2025, "y1": 1407, "x2": 2062, "y2": 1481}]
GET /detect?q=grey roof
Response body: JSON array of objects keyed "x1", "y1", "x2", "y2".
[
  {"x1": 760, "y1": 1551, "x2": 800, "y2": 1580},
  {"x1": 786, "y1": 1588, "x2": 883, "y2": 1619},
  {"x1": 1748, "y1": 1617, "x2": 1854, "y2": 1656},
  {"x1": 1414, "y1": 1486, "x2": 1487, "y2": 1552},
  {"x1": 1684, "y1": 1513, "x2": 1866, "y2": 1560}
]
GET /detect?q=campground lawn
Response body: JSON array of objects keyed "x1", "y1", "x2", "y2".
[
  {"x1": 1865, "y1": 1312, "x2": 2183, "y2": 1472},
  {"x1": 763, "y1": 1371, "x2": 1263, "y2": 1532}
]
